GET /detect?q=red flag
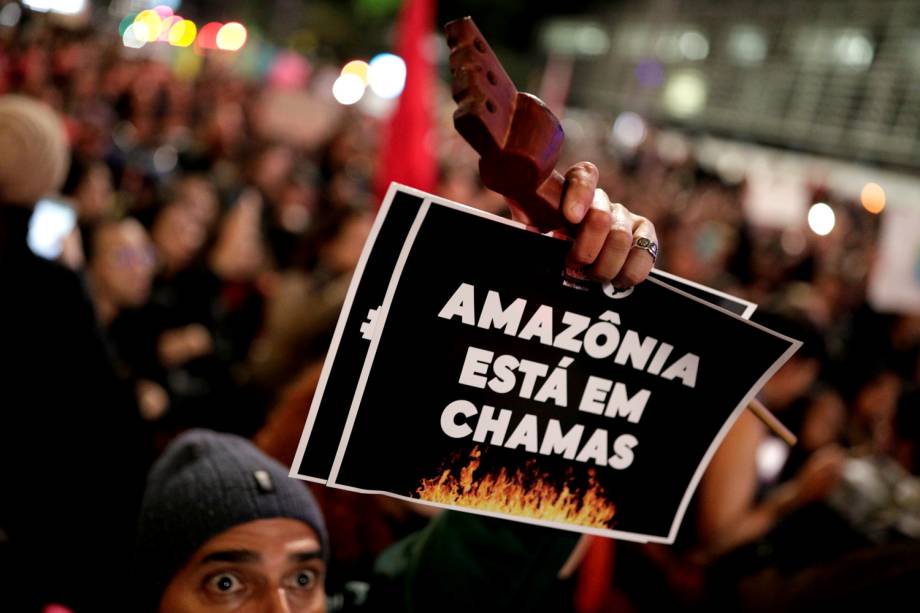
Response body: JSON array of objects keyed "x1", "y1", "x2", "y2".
[{"x1": 374, "y1": 0, "x2": 437, "y2": 203}]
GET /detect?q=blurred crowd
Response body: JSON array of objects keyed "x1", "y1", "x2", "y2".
[{"x1": 1, "y1": 16, "x2": 919, "y2": 613}]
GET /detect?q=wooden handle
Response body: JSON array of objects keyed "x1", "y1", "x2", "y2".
[
  {"x1": 748, "y1": 399, "x2": 797, "y2": 446},
  {"x1": 445, "y1": 17, "x2": 570, "y2": 233}
]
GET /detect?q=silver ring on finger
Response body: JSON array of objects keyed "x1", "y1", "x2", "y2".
[{"x1": 632, "y1": 236, "x2": 658, "y2": 263}]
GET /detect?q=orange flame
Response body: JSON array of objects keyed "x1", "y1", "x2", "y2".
[{"x1": 416, "y1": 447, "x2": 616, "y2": 528}]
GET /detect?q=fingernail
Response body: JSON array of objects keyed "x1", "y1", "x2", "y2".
[{"x1": 571, "y1": 203, "x2": 586, "y2": 220}]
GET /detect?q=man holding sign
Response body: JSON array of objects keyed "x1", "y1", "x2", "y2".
[{"x1": 140, "y1": 167, "x2": 662, "y2": 612}]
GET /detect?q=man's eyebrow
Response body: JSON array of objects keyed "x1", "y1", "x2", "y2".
[
  {"x1": 288, "y1": 550, "x2": 323, "y2": 563},
  {"x1": 199, "y1": 550, "x2": 261, "y2": 565}
]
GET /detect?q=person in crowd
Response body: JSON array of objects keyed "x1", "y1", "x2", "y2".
[
  {"x1": 87, "y1": 218, "x2": 157, "y2": 326},
  {"x1": 0, "y1": 94, "x2": 147, "y2": 611},
  {"x1": 86, "y1": 218, "x2": 171, "y2": 421},
  {"x1": 137, "y1": 429, "x2": 330, "y2": 613}
]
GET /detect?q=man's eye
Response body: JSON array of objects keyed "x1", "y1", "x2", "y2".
[
  {"x1": 287, "y1": 569, "x2": 318, "y2": 590},
  {"x1": 205, "y1": 572, "x2": 244, "y2": 594}
]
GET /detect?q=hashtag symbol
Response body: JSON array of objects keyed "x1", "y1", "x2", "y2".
[{"x1": 360, "y1": 307, "x2": 379, "y2": 340}]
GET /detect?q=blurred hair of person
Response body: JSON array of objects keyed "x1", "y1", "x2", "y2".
[
  {"x1": 136, "y1": 429, "x2": 329, "y2": 613},
  {"x1": 0, "y1": 94, "x2": 147, "y2": 610},
  {"x1": 61, "y1": 156, "x2": 115, "y2": 226}
]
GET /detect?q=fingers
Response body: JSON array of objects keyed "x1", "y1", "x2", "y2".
[
  {"x1": 562, "y1": 161, "x2": 657, "y2": 287},
  {"x1": 588, "y1": 199, "x2": 633, "y2": 279},
  {"x1": 568, "y1": 189, "x2": 614, "y2": 267},
  {"x1": 612, "y1": 213, "x2": 656, "y2": 288},
  {"x1": 562, "y1": 161, "x2": 599, "y2": 224}
]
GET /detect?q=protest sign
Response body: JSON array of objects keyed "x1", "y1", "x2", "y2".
[
  {"x1": 321, "y1": 191, "x2": 799, "y2": 543},
  {"x1": 290, "y1": 185, "x2": 758, "y2": 485}
]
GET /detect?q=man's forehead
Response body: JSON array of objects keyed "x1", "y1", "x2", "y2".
[{"x1": 196, "y1": 517, "x2": 322, "y2": 563}]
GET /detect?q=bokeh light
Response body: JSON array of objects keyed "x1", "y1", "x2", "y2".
[
  {"x1": 808, "y1": 202, "x2": 836, "y2": 236},
  {"x1": 611, "y1": 112, "x2": 647, "y2": 149},
  {"x1": 134, "y1": 10, "x2": 163, "y2": 43},
  {"x1": 123, "y1": 23, "x2": 149, "y2": 49},
  {"x1": 332, "y1": 73, "x2": 367, "y2": 105},
  {"x1": 634, "y1": 59, "x2": 665, "y2": 88},
  {"x1": 168, "y1": 19, "x2": 197, "y2": 47},
  {"x1": 152, "y1": 5, "x2": 174, "y2": 19},
  {"x1": 22, "y1": 0, "x2": 86, "y2": 15},
  {"x1": 158, "y1": 16, "x2": 182, "y2": 42},
  {"x1": 341, "y1": 60, "x2": 370, "y2": 85},
  {"x1": 216, "y1": 22, "x2": 248, "y2": 51},
  {"x1": 118, "y1": 13, "x2": 137, "y2": 36},
  {"x1": 0, "y1": 2, "x2": 23, "y2": 27},
  {"x1": 861, "y1": 182, "x2": 886, "y2": 214},
  {"x1": 678, "y1": 31, "x2": 709, "y2": 61},
  {"x1": 663, "y1": 70, "x2": 707, "y2": 117},
  {"x1": 368, "y1": 53, "x2": 406, "y2": 99},
  {"x1": 197, "y1": 22, "x2": 222, "y2": 50}
]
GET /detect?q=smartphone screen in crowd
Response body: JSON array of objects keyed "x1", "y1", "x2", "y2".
[{"x1": 27, "y1": 198, "x2": 76, "y2": 260}]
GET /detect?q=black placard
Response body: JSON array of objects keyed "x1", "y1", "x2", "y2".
[
  {"x1": 322, "y1": 193, "x2": 798, "y2": 543},
  {"x1": 291, "y1": 186, "x2": 759, "y2": 486}
]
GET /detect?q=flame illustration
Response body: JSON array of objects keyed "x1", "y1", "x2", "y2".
[{"x1": 416, "y1": 447, "x2": 616, "y2": 528}]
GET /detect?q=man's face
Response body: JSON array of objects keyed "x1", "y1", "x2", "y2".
[{"x1": 159, "y1": 518, "x2": 326, "y2": 613}]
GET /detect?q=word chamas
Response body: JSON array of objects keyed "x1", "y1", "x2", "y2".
[{"x1": 435, "y1": 283, "x2": 703, "y2": 471}]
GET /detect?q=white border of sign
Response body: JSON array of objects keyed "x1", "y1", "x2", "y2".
[{"x1": 650, "y1": 269, "x2": 758, "y2": 320}]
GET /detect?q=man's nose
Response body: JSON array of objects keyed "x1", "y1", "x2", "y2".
[{"x1": 264, "y1": 587, "x2": 293, "y2": 613}]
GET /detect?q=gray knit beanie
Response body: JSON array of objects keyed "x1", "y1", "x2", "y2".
[{"x1": 136, "y1": 429, "x2": 328, "y2": 608}]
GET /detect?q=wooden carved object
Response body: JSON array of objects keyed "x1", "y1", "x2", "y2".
[{"x1": 445, "y1": 16, "x2": 569, "y2": 233}]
